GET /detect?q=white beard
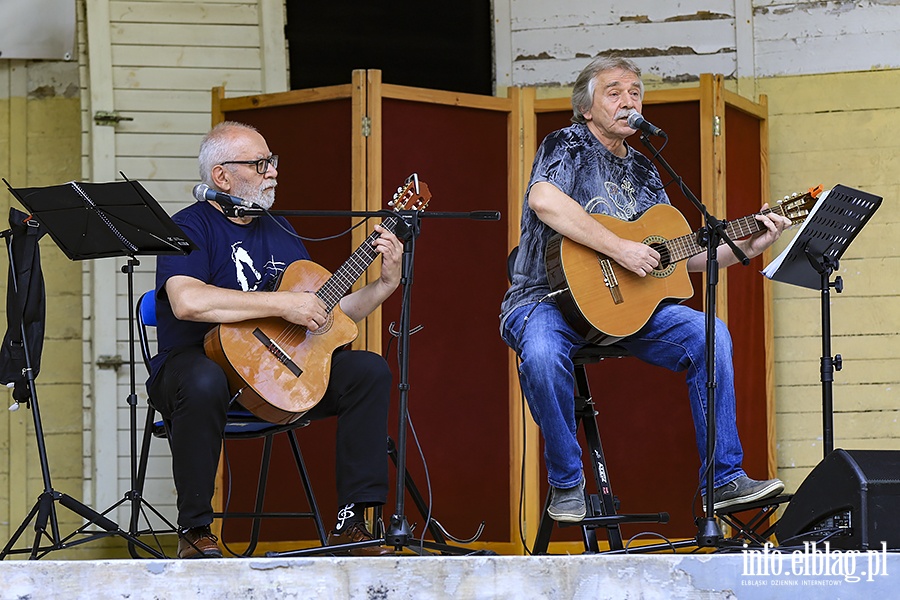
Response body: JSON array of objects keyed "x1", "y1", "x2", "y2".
[
  {"x1": 235, "y1": 181, "x2": 276, "y2": 210},
  {"x1": 251, "y1": 185, "x2": 276, "y2": 210}
]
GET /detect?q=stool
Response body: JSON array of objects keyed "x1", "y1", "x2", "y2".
[{"x1": 531, "y1": 344, "x2": 669, "y2": 554}]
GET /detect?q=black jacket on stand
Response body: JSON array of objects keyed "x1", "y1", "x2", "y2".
[{"x1": 0, "y1": 207, "x2": 47, "y2": 403}]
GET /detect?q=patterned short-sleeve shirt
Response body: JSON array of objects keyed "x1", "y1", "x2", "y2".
[{"x1": 500, "y1": 123, "x2": 670, "y2": 326}]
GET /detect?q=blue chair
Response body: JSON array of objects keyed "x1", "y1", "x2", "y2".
[{"x1": 133, "y1": 290, "x2": 327, "y2": 557}]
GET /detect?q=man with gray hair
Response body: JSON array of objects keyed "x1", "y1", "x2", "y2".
[
  {"x1": 149, "y1": 121, "x2": 403, "y2": 557},
  {"x1": 501, "y1": 56, "x2": 788, "y2": 523}
]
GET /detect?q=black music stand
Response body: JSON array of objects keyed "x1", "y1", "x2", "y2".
[
  {"x1": 762, "y1": 184, "x2": 882, "y2": 458},
  {"x1": 1, "y1": 177, "x2": 194, "y2": 559}
]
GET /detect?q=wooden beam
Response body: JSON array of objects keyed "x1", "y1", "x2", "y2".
[
  {"x1": 357, "y1": 69, "x2": 376, "y2": 352},
  {"x1": 380, "y1": 84, "x2": 512, "y2": 112},
  {"x1": 508, "y1": 86, "x2": 540, "y2": 551},
  {"x1": 218, "y1": 85, "x2": 355, "y2": 113}
]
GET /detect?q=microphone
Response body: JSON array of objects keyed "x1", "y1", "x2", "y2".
[
  {"x1": 192, "y1": 183, "x2": 255, "y2": 208},
  {"x1": 626, "y1": 109, "x2": 667, "y2": 138}
]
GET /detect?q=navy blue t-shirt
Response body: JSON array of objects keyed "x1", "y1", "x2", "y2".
[
  {"x1": 150, "y1": 201, "x2": 311, "y2": 381},
  {"x1": 500, "y1": 123, "x2": 670, "y2": 326}
]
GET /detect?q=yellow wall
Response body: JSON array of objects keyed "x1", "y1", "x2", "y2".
[
  {"x1": 1, "y1": 60, "x2": 83, "y2": 557},
  {"x1": 759, "y1": 69, "x2": 900, "y2": 493}
]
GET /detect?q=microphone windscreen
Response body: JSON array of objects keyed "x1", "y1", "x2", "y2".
[
  {"x1": 192, "y1": 183, "x2": 209, "y2": 202},
  {"x1": 626, "y1": 109, "x2": 642, "y2": 128}
]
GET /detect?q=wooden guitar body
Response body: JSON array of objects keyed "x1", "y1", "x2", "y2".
[
  {"x1": 203, "y1": 174, "x2": 432, "y2": 424},
  {"x1": 204, "y1": 260, "x2": 358, "y2": 424},
  {"x1": 546, "y1": 204, "x2": 694, "y2": 344},
  {"x1": 544, "y1": 187, "x2": 820, "y2": 344}
]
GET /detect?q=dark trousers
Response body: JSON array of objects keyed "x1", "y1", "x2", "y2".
[{"x1": 148, "y1": 345, "x2": 391, "y2": 529}]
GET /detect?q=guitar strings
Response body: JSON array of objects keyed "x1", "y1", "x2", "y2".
[
  {"x1": 659, "y1": 204, "x2": 792, "y2": 266},
  {"x1": 266, "y1": 217, "x2": 397, "y2": 351}
]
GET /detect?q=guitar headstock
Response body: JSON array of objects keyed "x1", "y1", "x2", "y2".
[
  {"x1": 389, "y1": 173, "x2": 431, "y2": 212},
  {"x1": 778, "y1": 184, "x2": 823, "y2": 225}
]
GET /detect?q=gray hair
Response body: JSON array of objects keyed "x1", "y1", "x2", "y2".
[
  {"x1": 198, "y1": 121, "x2": 259, "y2": 186},
  {"x1": 571, "y1": 56, "x2": 644, "y2": 124}
]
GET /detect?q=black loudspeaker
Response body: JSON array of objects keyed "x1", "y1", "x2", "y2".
[{"x1": 776, "y1": 449, "x2": 900, "y2": 550}]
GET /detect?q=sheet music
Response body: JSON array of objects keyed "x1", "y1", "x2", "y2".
[{"x1": 761, "y1": 188, "x2": 831, "y2": 279}]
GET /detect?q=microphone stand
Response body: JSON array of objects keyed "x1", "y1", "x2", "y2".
[
  {"x1": 638, "y1": 132, "x2": 749, "y2": 549},
  {"x1": 244, "y1": 203, "x2": 500, "y2": 557},
  {"x1": 220, "y1": 202, "x2": 500, "y2": 224}
]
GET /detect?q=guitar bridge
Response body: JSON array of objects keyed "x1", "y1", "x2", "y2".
[
  {"x1": 599, "y1": 258, "x2": 624, "y2": 305},
  {"x1": 253, "y1": 328, "x2": 303, "y2": 377}
]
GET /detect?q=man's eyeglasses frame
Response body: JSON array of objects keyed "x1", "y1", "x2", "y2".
[{"x1": 219, "y1": 155, "x2": 278, "y2": 174}]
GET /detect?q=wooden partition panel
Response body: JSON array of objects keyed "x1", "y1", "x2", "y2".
[
  {"x1": 207, "y1": 73, "x2": 770, "y2": 552},
  {"x1": 529, "y1": 81, "x2": 772, "y2": 545},
  {"x1": 218, "y1": 91, "x2": 359, "y2": 543},
  {"x1": 213, "y1": 76, "x2": 519, "y2": 550},
  {"x1": 724, "y1": 103, "x2": 771, "y2": 485},
  {"x1": 378, "y1": 94, "x2": 513, "y2": 545}
]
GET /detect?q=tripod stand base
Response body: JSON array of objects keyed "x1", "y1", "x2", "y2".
[
  {"x1": 600, "y1": 495, "x2": 792, "y2": 555},
  {"x1": 266, "y1": 515, "x2": 485, "y2": 558},
  {"x1": 695, "y1": 517, "x2": 723, "y2": 548},
  {"x1": 1, "y1": 490, "x2": 166, "y2": 560},
  {"x1": 266, "y1": 538, "x2": 487, "y2": 558}
]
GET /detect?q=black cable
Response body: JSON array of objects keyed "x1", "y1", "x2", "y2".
[
  {"x1": 407, "y1": 412, "x2": 433, "y2": 553},
  {"x1": 264, "y1": 207, "x2": 372, "y2": 242},
  {"x1": 514, "y1": 353, "x2": 533, "y2": 556},
  {"x1": 625, "y1": 531, "x2": 677, "y2": 554}
]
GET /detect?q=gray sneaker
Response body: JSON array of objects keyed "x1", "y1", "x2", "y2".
[
  {"x1": 704, "y1": 476, "x2": 785, "y2": 512},
  {"x1": 547, "y1": 476, "x2": 586, "y2": 522}
]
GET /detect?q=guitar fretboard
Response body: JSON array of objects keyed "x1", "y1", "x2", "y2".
[
  {"x1": 314, "y1": 215, "x2": 400, "y2": 311},
  {"x1": 664, "y1": 204, "x2": 790, "y2": 264}
]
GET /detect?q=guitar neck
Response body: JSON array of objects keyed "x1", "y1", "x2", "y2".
[
  {"x1": 666, "y1": 204, "x2": 789, "y2": 263},
  {"x1": 315, "y1": 214, "x2": 400, "y2": 311}
]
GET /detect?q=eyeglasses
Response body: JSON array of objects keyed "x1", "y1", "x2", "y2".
[{"x1": 219, "y1": 155, "x2": 279, "y2": 174}]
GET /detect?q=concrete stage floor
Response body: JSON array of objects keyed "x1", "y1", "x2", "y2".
[{"x1": 3, "y1": 550, "x2": 899, "y2": 599}]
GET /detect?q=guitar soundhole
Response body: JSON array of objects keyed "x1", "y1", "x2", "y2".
[
  {"x1": 307, "y1": 312, "x2": 334, "y2": 336},
  {"x1": 646, "y1": 238, "x2": 676, "y2": 278}
]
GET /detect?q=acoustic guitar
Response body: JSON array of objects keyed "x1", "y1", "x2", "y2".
[
  {"x1": 204, "y1": 175, "x2": 431, "y2": 424},
  {"x1": 545, "y1": 186, "x2": 822, "y2": 345}
]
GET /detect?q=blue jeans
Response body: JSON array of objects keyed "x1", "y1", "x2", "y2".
[{"x1": 501, "y1": 301, "x2": 745, "y2": 492}]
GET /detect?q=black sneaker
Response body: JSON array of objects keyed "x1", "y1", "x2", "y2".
[
  {"x1": 704, "y1": 476, "x2": 784, "y2": 512},
  {"x1": 547, "y1": 476, "x2": 586, "y2": 522}
]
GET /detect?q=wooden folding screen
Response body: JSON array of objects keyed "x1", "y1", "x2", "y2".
[
  {"x1": 212, "y1": 71, "x2": 522, "y2": 554},
  {"x1": 209, "y1": 72, "x2": 773, "y2": 554},
  {"x1": 210, "y1": 77, "x2": 363, "y2": 551}
]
